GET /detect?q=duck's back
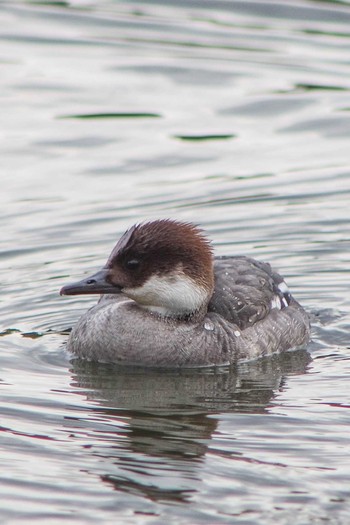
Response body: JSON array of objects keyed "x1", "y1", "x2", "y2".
[{"x1": 209, "y1": 256, "x2": 293, "y2": 329}]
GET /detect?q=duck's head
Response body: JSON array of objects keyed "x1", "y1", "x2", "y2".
[{"x1": 60, "y1": 219, "x2": 214, "y2": 318}]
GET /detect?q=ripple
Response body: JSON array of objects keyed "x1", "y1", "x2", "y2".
[{"x1": 1, "y1": 0, "x2": 350, "y2": 523}]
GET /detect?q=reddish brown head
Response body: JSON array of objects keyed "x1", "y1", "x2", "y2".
[
  {"x1": 106, "y1": 219, "x2": 213, "y2": 289},
  {"x1": 61, "y1": 219, "x2": 214, "y2": 318}
]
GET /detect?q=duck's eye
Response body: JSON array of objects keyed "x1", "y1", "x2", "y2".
[{"x1": 125, "y1": 258, "x2": 140, "y2": 270}]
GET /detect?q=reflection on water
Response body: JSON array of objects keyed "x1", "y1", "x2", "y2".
[
  {"x1": 71, "y1": 349, "x2": 311, "y2": 415},
  {"x1": 1, "y1": 0, "x2": 350, "y2": 523},
  {"x1": 69, "y1": 350, "x2": 311, "y2": 504}
]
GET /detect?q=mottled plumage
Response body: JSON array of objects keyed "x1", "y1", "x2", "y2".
[{"x1": 61, "y1": 220, "x2": 310, "y2": 367}]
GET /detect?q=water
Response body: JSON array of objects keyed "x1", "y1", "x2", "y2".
[{"x1": 1, "y1": 0, "x2": 350, "y2": 523}]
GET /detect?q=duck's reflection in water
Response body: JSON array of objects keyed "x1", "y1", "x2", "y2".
[{"x1": 69, "y1": 350, "x2": 311, "y2": 503}]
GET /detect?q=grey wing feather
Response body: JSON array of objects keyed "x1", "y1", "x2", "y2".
[{"x1": 208, "y1": 256, "x2": 292, "y2": 329}]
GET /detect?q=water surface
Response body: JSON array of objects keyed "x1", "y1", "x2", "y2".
[{"x1": 1, "y1": 0, "x2": 350, "y2": 523}]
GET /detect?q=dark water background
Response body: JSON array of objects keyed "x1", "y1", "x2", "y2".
[{"x1": 1, "y1": 0, "x2": 350, "y2": 523}]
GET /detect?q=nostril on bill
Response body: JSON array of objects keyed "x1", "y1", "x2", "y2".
[{"x1": 86, "y1": 279, "x2": 96, "y2": 285}]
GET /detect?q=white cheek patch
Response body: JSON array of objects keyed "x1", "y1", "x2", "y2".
[{"x1": 123, "y1": 272, "x2": 209, "y2": 317}]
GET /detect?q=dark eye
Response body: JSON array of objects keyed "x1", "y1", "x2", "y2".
[{"x1": 125, "y1": 258, "x2": 140, "y2": 270}]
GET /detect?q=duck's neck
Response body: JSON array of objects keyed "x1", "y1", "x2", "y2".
[{"x1": 123, "y1": 272, "x2": 212, "y2": 320}]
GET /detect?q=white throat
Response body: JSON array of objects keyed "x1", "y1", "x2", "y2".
[{"x1": 123, "y1": 272, "x2": 209, "y2": 318}]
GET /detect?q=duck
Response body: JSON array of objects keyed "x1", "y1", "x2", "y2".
[{"x1": 60, "y1": 219, "x2": 310, "y2": 367}]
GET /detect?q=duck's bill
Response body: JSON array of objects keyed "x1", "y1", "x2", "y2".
[{"x1": 60, "y1": 268, "x2": 122, "y2": 296}]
